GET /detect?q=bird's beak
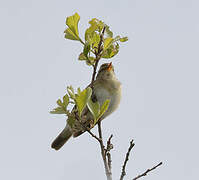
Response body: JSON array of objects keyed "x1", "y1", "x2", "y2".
[{"x1": 107, "y1": 62, "x2": 112, "y2": 71}]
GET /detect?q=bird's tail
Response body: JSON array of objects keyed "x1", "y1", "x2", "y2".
[{"x1": 51, "y1": 125, "x2": 72, "y2": 150}]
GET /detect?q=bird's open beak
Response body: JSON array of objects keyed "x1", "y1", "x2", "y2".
[{"x1": 107, "y1": 62, "x2": 112, "y2": 71}]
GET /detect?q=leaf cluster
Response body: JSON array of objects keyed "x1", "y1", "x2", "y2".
[
  {"x1": 64, "y1": 13, "x2": 128, "y2": 66},
  {"x1": 50, "y1": 86, "x2": 110, "y2": 128}
]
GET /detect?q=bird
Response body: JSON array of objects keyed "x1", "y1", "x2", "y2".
[{"x1": 51, "y1": 62, "x2": 121, "y2": 150}]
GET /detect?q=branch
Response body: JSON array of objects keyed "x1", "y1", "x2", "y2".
[
  {"x1": 85, "y1": 129, "x2": 101, "y2": 142},
  {"x1": 132, "y1": 162, "x2": 163, "y2": 180},
  {"x1": 90, "y1": 26, "x2": 106, "y2": 87},
  {"x1": 106, "y1": 134, "x2": 113, "y2": 171},
  {"x1": 120, "y1": 139, "x2": 135, "y2": 180},
  {"x1": 97, "y1": 121, "x2": 112, "y2": 180},
  {"x1": 86, "y1": 26, "x2": 112, "y2": 180},
  {"x1": 74, "y1": 110, "x2": 101, "y2": 142}
]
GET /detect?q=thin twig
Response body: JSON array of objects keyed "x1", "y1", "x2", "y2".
[
  {"x1": 74, "y1": 109, "x2": 101, "y2": 142},
  {"x1": 97, "y1": 121, "x2": 112, "y2": 180},
  {"x1": 105, "y1": 134, "x2": 113, "y2": 171},
  {"x1": 132, "y1": 162, "x2": 163, "y2": 180},
  {"x1": 105, "y1": 134, "x2": 113, "y2": 154},
  {"x1": 107, "y1": 152, "x2": 112, "y2": 173},
  {"x1": 120, "y1": 139, "x2": 135, "y2": 180},
  {"x1": 90, "y1": 26, "x2": 106, "y2": 86},
  {"x1": 85, "y1": 129, "x2": 101, "y2": 142},
  {"x1": 106, "y1": 135, "x2": 113, "y2": 150}
]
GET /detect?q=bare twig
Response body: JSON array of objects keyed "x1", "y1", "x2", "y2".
[
  {"x1": 105, "y1": 135, "x2": 113, "y2": 170},
  {"x1": 74, "y1": 110, "x2": 101, "y2": 142},
  {"x1": 132, "y1": 162, "x2": 163, "y2": 180},
  {"x1": 107, "y1": 152, "x2": 112, "y2": 173},
  {"x1": 106, "y1": 134, "x2": 113, "y2": 152},
  {"x1": 106, "y1": 134, "x2": 113, "y2": 172},
  {"x1": 120, "y1": 139, "x2": 135, "y2": 180},
  {"x1": 85, "y1": 129, "x2": 101, "y2": 142},
  {"x1": 87, "y1": 26, "x2": 112, "y2": 180},
  {"x1": 97, "y1": 121, "x2": 112, "y2": 180}
]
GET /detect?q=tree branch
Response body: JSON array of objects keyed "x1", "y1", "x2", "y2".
[
  {"x1": 86, "y1": 26, "x2": 113, "y2": 180},
  {"x1": 132, "y1": 162, "x2": 163, "y2": 180},
  {"x1": 97, "y1": 121, "x2": 112, "y2": 180},
  {"x1": 120, "y1": 139, "x2": 135, "y2": 180},
  {"x1": 106, "y1": 134, "x2": 113, "y2": 172},
  {"x1": 85, "y1": 129, "x2": 101, "y2": 142},
  {"x1": 90, "y1": 26, "x2": 106, "y2": 87}
]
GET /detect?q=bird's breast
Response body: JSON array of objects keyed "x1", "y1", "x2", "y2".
[{"x1": 94, "y1": 79, "x2": 121, "y2": 119}]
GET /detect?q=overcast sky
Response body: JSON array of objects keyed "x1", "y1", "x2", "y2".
[{"x1": 0, "y1": 0, "x2": 199, "y2": 180}]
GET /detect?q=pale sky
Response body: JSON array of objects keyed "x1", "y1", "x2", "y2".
[{"x1": 0, "y1": 0, "x2": 199, "y2": 180}]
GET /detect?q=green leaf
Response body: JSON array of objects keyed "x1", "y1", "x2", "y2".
[
  {"x1": 85, "y1": 18, "x2": 104, "y2": 41},
  {"x1": 64, "y1": 13, "x2": 80, "y2": 41},
  {"x1": 98, "y1": 99, "x2": 110, "y2": 120},
  {"x1": 113, "y1": 35, "x2": 121, "y2": 42},
  {"x1": 119, "y1": 36, "x2": 128, "y2": 42},
  {"x1": 83, "y1": 43, "x2": 91, "y2": 58},
  {"x1": 105, "y1": 25, "x2": 113, "y2": 38},
  {"x1": 93, "y1": 32, "x2": 100, "y2": 46},
  {"x1": 56, "y1": 99, "x2": 63, "y2": 106},
  {"x1": 50, "y1": 107, "x2": 66, "y2": 114},
  {"x1": 78, "y1": 53, "x2": 95, "y2": 66},
  {"x1": 63, "y1": 94, "x2": 69, "y2": 108},
  {"x1": 86, "y1": 57, "x2": 95, "y2": 66},
  {"x1": 75, "y1": 87, "x2": 92, "y2": 116},
  {"x1": 87, "y1": 98, "x2": 100, "y2": 121},
  {"x1": 102, "y1": 43, "x2": 119, "y2": 59},
  {"x1": 104, "y1": 37, "x2": 114, "y2": 50},
  {"x1": 78, "y1": 53, "x2": 87, "y2": 60},
  {"x1": 88, "y1": 32, "x2": 100, "y2": 50},
  {"x1": 77, "y1": 87, "x2": 81, "y2": 95},
  {"x1": 113, "y1": 36, "x2": 128, "y2": 43},
  {"x1": 87, "y1": 99, "x2": 110, "y2": 124},
  {"x1": 67, "y1": 86, "x2": 76, "y2": 99}
]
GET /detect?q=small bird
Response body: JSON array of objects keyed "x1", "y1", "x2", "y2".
[{"x1": 51, "y1": 62, "x2": 121, "y2": 150}]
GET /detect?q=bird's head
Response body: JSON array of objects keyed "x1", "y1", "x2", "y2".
[{"x1": 96, "y1": 62, "x2": 116, "y2": 80}]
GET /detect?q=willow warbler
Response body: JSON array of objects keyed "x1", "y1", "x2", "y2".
[{"x1": 51, "y1": 62, "x2": 121, "y2": 150}]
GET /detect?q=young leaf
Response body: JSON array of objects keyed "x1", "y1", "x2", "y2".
[
  {"x1": 78, "y1": 53, "x2": 87, "y2": 60},
  {"x1": 83, "y1": 43, "x2": 91, "y2": 58},
  {"x1": 56, "y1": 99, "x2": 63, "y2": 106},
  {"x1": 63, "y1": 94, "x2": 69, "y2": 108},
  {"x1": 77, "y1": 87, "x2": 81, "y2": 95},
  {"x1": 78, "y1": 53, "x2": 95, "y2": 66},
  {"x1": 104, "y1": 37, "x2": 114, "y2": 50},
  {"x1": 86, "y1": 57, "x2": 95, "y2": 66},
  {"x1": 67, "y1": 86, "x2": 76, "y2": 99},
  {"x1": 85, "y1": 18, "x2": 104, "y2": 41},
  {"x1": 98, "y1": 99, "x2": 110, "y2": 120},
  {"x1": 64, "y1": 13, "x2": 80, "y2": 41},
  {"x1": 92, "y1": 32, "x2": 100, "y2": 49},
  {"x1": 75, "y1": 87, "x2": 92, "y2": 117},
  {"x1": 87, "y1": 98, "x2": 100, "y2": 121},
  {"x1": 119, "y1": 36, "x2": 128, "y2": 42},
  {"x1": 104, "y1": 25, "x2": 113, "y2": 38},
  {"x1": 102, "y1": 43, "x2": 119, "y2": 59},
  {"x1": 113, "y1": 35, "x2": 121, "y2": 42},
  {"x1": 50, "y1": 107, "x2": 66, "y2": 114}
]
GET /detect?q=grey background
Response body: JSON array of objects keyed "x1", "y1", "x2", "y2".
[{"x1": 0, "y1": 0, "x2": 198, "y2": 179}]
